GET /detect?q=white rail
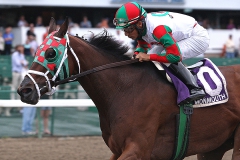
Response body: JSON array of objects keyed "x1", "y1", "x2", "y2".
[{"x1": 0, "y1": 99, "x2": 95, "y2": 107}]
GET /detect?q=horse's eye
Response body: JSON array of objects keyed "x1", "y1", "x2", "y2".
[{"x1": 45, "y1": 51, "x2": 56, "y2": 61}]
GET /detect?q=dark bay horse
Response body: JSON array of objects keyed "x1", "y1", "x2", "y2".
[{"x1": 17, "y1": 18, "x2": 240, "y2": 160}]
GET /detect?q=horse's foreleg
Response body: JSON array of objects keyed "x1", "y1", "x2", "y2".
[
  {"x1": 117, "y1": 142, "x2": 151, "y2": 160},
  {"x1": 110, "y1": 151, "x2": 139, "y2": 160},
  {"x1": 197, "y1": 137, "x2": 234, "y2": 160},
  {"x1": 232, "y1": 124, "x2": 240, "y2": 160},
  {"x1": 110, "y1": 154, "x2": 118, "y2": 160}
]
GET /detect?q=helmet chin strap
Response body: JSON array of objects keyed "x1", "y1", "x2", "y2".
[{"x1": 135, "y1": 19, "x2": 146, "y2": 39}]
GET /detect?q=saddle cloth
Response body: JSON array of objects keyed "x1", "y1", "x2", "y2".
[{"x1": 153, "y1": 58, "x2": 229, "y2": 108}]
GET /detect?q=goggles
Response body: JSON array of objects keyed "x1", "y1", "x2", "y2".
[
  {"x1": 123, "y1": 25, "x2": 135, "y2": 33},
  {"x1": 113, "y1": 18, "x2": 129, "y2": 27}
]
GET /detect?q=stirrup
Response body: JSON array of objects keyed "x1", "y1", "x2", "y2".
[
  {"x1": 179, "y1": 89, "x2": 205, "y2": 105},
  {"x1": 189, "y1": 89, "x2": 206, "y2": 101}
]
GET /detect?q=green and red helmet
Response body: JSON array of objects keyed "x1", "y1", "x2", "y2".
[{"x1": 113, "y1": 2, "x2": 147, "y2": 29}]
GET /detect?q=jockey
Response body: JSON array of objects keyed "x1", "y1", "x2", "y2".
[{"x1": 113, "y1": 2, "x2": 210, "y2": 104}]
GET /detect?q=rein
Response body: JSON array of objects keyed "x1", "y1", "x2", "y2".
[
  {"x1": 28, "y1": 30, "x2": 139, "y2": 97},
  {"x1": 54, "y1": 58, "x2": 139, "y2": 86}
]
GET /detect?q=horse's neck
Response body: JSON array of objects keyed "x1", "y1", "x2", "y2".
[
  {"x1": 69, "y1": 36, "x2": 123, "y2": 104},
  {"x1": 70, "y1": 36, "x2": 173, "y2": 113},
  {"x1": 79, "y1": 61, "x2": 171, "y2": 111},
  {"x1": 78, "y1": 55, "x2": 131, "y2": 108}
]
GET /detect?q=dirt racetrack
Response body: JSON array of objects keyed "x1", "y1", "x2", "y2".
[{"x1": 0, "y1": 136, "x2": 233, "y2": 160}]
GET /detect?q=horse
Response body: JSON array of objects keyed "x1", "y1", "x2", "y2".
[{"x1": 17, "y1": 17, "x2": 240, "y2": 160}]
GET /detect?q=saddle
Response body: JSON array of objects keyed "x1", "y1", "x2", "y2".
[{"x1": 153, "y1": 58, "x2": 229, "y2": 108}]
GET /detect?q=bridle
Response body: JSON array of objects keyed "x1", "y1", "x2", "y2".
[
  {"x1": 26, "y1": 32, "x2": 139, "y2": 100},
  {"x1": 26, "y1": 32, "x2": 80, "y2": 100}
]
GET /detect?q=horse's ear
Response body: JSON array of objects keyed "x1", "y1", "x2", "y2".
[
  {"x1": 56, "y1": 17, "x2": 69, "y2": 38},
  {"x1": 48, "y1": 17, "x2": 57, "y2": 34}
]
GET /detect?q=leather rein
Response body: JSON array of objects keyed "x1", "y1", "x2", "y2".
[{"x1": 53, "y1": 58, "x2": 139, "y2": 87}]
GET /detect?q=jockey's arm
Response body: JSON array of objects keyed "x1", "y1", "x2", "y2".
[
  {"x1": 137, "y1": 25, "x2": 182, "y2": 63},
  {"x1": 134, "y1": 39, "x2": 151, "y2": 54},
  {"x1": 134, "y1": 40, "x2": 151, "y2": 62}
]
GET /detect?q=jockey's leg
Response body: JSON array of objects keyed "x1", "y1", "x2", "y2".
[
  {"x1": 168, "y1": 62, "x2": 206, "y2": 103},
  {"x1": 170, "y1": 23, "x2": 209, "y2": 104}
]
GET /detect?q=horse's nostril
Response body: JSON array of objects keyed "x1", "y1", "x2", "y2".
[
  {"x1": 19, "y1": 88, "x2": 32, "y2": 97},
  {"x1": 21, "y1": 88, "x2": 32, "y2": 94}
]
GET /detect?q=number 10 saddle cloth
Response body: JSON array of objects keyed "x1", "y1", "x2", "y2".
[{"x1": 153, "y1": 58, "x2": 229, "y2": 108}]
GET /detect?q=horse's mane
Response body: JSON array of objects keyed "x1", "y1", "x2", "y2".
[{"x1": 88, "y1": 30, "x2": 130, "y2": 60}]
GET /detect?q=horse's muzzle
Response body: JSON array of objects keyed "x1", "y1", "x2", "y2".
[{"x1": 17, "y1": 76, "x2": 46, "y2": 105}]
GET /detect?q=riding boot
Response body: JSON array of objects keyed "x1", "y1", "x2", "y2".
[{"x1": 168, "y1": 62, "x2": 206, "y2": 103}]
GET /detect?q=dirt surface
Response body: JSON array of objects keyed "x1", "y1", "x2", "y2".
[{"x1": 0, "y1": 136, "x2": 233, "y2": 160}]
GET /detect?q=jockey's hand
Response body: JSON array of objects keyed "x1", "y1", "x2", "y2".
[
  {"x1": 131, "y1": 54, "x2": 137, "y2": 59},
  {"x1": 136, "y1": 52, "x2": 150, "y2": 62}
]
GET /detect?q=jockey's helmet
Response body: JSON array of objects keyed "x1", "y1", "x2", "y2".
[{"x1": 113, "y1": 2, "x2": 147, "y2": 29}]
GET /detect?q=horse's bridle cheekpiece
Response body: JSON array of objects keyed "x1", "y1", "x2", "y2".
[{"x1": 27, "y1": 31, "x2": 80, "y2": 99}]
